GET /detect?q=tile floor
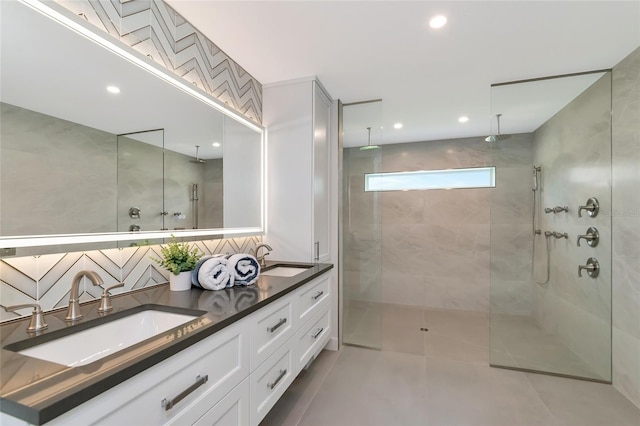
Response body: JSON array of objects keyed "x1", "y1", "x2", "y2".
[{"x1": 262, "y1": 303, "x2": 640, "y2": 426}]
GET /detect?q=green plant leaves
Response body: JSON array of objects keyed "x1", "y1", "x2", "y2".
[{"x1": 151, "y1": 238, "x2": 203, "y2": 275}]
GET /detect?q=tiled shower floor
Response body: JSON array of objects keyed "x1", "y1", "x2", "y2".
[
  {"x1": 491, "y1": 313, "x2": 608, "y2": 381},
  {"x1": 261, "y1": 301, "x2": 640, "y2": 426}
]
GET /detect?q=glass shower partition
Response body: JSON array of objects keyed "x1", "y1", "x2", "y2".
[
  {"x1": 489, "y1": 71, "x2": 612, "y2": 382},
  {"x1": 342, "y1": 100, "x2": 384, "y2": 350}
]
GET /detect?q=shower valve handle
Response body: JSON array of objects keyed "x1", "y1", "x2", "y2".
[
  {"x1": 578, "y1": 258, "x2": 600, "y2": 278},
  {"x1": 577, "y1": 227, "x2": 599, "y2": 247},
  {"x1": 578, "y1": 197, "x2": 599, "y2": 218}
]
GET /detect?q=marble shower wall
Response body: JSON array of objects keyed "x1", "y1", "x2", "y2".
[
  {"x1": 0, "y1": 236, "x2": 261, "y2": 323},
  {"x1": 611, "y1": 46, "x2": 640, "y2": 408},
  {"x1": 344, "y1": 135, "x2": 534, "y2": 313},
  {"x1": 532, "y1": 73, "x2": 612, "y2": 381}
]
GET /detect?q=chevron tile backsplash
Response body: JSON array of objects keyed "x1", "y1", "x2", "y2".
[
  {"x1": 55, "y1": 0, "x2": 262, "y2": 123},
  {"x1": 0, "y1": 236, "x2": 261, "y2": 322}
]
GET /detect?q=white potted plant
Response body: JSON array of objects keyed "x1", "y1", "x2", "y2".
[{"x1": 152, "y1": 238, "x2": 203, "y2": 291}]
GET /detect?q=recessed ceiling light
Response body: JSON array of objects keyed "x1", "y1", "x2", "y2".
[
  {"x1": 212, "y1": 142, "x2": 221, "y2": 147},
  {"x1": 429, "y1": 15, "x2": 447, "y2": 29},
  {"x1": 458, "y1": 116, "x2": 469, "y2": 123},
  {"x1": 393, "y1": 123, "x2": 403, "y2": 129},
  {"x1": 106, "y1": 85, "x2": 120, "y2": 94}
]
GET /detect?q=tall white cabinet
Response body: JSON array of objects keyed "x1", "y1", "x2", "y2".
[{"x1": 263, "y1": 78, "x2": 333, "y2": 263}]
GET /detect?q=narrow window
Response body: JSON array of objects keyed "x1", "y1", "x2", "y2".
[{"x1": 364, "y1": 167, "x2": 495, "y2": 192}]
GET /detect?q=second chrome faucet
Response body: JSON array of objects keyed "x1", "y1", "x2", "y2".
[{"x1": 66, "y1": 270, "x2": 104, "y2": 321}]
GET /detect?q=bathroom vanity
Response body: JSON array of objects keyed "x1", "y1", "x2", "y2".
[{"x1": 0, "y1": 262, "x2": 332, "y2": 425}]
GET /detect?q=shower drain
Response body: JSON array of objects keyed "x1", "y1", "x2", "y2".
[{"x1": 420, "y1": 327, "x2": 429, "y2": 332}]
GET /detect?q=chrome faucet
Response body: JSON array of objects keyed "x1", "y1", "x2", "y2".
[
  {"x1": 66, "y1": 270, "x2": 104, "y2": 321},
  {"x1": 253, "y1": 243, "x2": 273, "y2": 268}
]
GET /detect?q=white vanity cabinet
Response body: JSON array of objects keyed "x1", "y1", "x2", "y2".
[
  {"x1": 263, "y1": 77, "x2": 334, "y2": 263},
  {"x1": 1, "y1": 272, "x2": 332, "y2": 426},
  {"x1": 44, "y1": 317, "x2": 251, "y2": 426}
]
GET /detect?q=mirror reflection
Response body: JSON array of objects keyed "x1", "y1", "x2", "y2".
[{"x1": 0, "y1": 0, "x2": 262, "y2": 250}]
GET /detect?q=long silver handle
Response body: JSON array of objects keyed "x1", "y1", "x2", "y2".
[
  {"x1": 577, "y1": 227, "x2": 599, "y2": 247},
  {"x1": 314, "y1": 241, "x2": 320, "y2": 261},
  {"x1": 98, "y1": 283, "x2": 125, "y2": 313},
  {"x1": 267, "y1": 369, "x2": 287, "y2": 390},
  {"x1": 267, "y1": 318, "x2": 287, "y2": 333},
  {"x1": 578, "y1": 197, "x2": 599, "y2": 218},
  {"x1": 4, "y1": 303, "x2": 42, "y2": 312},
  {"x1": 312, "y1": 290, "x2": 324, "y2": 300},
  {"x1": 311, "y1": 327, "x2": 324, "y2": 339},
  {"x1": 161, "y1": 375, "x2": 208, "y2": 411},
  {"x1": 3, "y1": 303, "x2": 48, "y2": 332},
  {"x1": 578, "y1": 258, "x2": 600, "y2": 278}
]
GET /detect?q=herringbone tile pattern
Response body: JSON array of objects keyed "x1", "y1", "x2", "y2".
[{"x1": 0, "y1": 236, "x2": 261, "y2": 322}]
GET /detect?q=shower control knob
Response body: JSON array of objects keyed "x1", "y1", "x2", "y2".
[
  {"x1": 578, "y1": 257, "x2": 600, "y2": 278},
  {"x1": 577, "y1": 227, "x2": 599, "y2": 247},
  {"x1": 128, "y1": 207, "x2": 141, "y2": 219},
  {"x1": 578, "y1": 197, "x2": 599, "y2": 218}
]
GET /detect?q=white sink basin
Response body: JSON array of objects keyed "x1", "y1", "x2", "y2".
[
  {"x1": 17, "y1": 309, "x2": 199, "y2": 367},
  {"x1": 261, "y1": 266, "x2": 311, "y2": 277}
]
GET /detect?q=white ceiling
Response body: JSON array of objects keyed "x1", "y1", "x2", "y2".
[{"x1": 166, "y1": 0, "x2": 640, "y2": 147}]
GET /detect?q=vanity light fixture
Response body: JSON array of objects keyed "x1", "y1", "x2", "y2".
[
  {"x1": 393, "y1": 123, "x2": 403, "y2": 129},
  {"x1": 458, "y1": 116, "x2": 469, "y2": 123},
  {"x1": 429, "y1": 15, "x2": 447, "y2": 29},
  {"x1": 212, "y1": 142, "x2": 221, "y2": 147},
  {"x1": 106, "y1": 85, "x2": 120, "y2": 94}
]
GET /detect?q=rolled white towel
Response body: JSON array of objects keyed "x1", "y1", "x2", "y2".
[
  {"x1": 228, "y1": 253, "x2": 260, "y2": 286},
  {"x1": 198, "y1": 257, "x2": 234, "y2": 291}
]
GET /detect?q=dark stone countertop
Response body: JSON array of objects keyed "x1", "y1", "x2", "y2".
[{"x1": 0, "y1": 261, "x2": 333, "y2": 425}]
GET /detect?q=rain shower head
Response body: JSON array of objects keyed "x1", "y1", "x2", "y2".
[
  {"x1": 485, "y1": 114, "x2": 511, "y2": 143},
  {"x1": 189, "y1": 145, "x2": 205, "y2": 163},
  {"x1": 359, "y1": 126, "x2": 380, "y2": 151},
  {"x1": 484, "y1": 134, "x2": 510, "y2": 143}
]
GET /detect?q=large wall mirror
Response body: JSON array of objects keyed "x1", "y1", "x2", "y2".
[{"x1": 0, "y1": 0, "x2": 264, "y2": 256}]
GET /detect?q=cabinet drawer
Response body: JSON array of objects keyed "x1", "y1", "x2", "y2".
[
  {"x1": 48, "y1": 319, "x2": 250, "y2": 426},
  {"x1": 295, "y1": 302, "x2": 330, "y2": 371},
  {"x1": 193, "y1": 378, "x2": 250, "y2": 426},
  {"x1": 296, "y1": 274, "x2": 330, "y2": 324},
  {"x1": 249, "y1": 341, "x2": 295, "y2": 426},
  {"x1": 250, "y1": 295, "x2": 294, "y2": 370}
]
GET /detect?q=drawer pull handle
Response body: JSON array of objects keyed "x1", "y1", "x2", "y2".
[
  {"x1": 267, "y1": 317, "x2": 287, "y2": 333},
  {"x1": 312, "y1": 327, "x2": 324, "y2": 339},
  {"x1": 161, "y1": 374, "x2": 208, "y2": 411},
  {"x1": 267, "y1": 369, "x2": 287, "y2": 390},
  {"x1": 312, "y1": 291, "x2": 324, "y2": 300}
]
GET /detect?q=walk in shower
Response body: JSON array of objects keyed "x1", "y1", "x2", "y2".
[{"x1": 489, "y1": 71, "x2": 612, "y2": 382}]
